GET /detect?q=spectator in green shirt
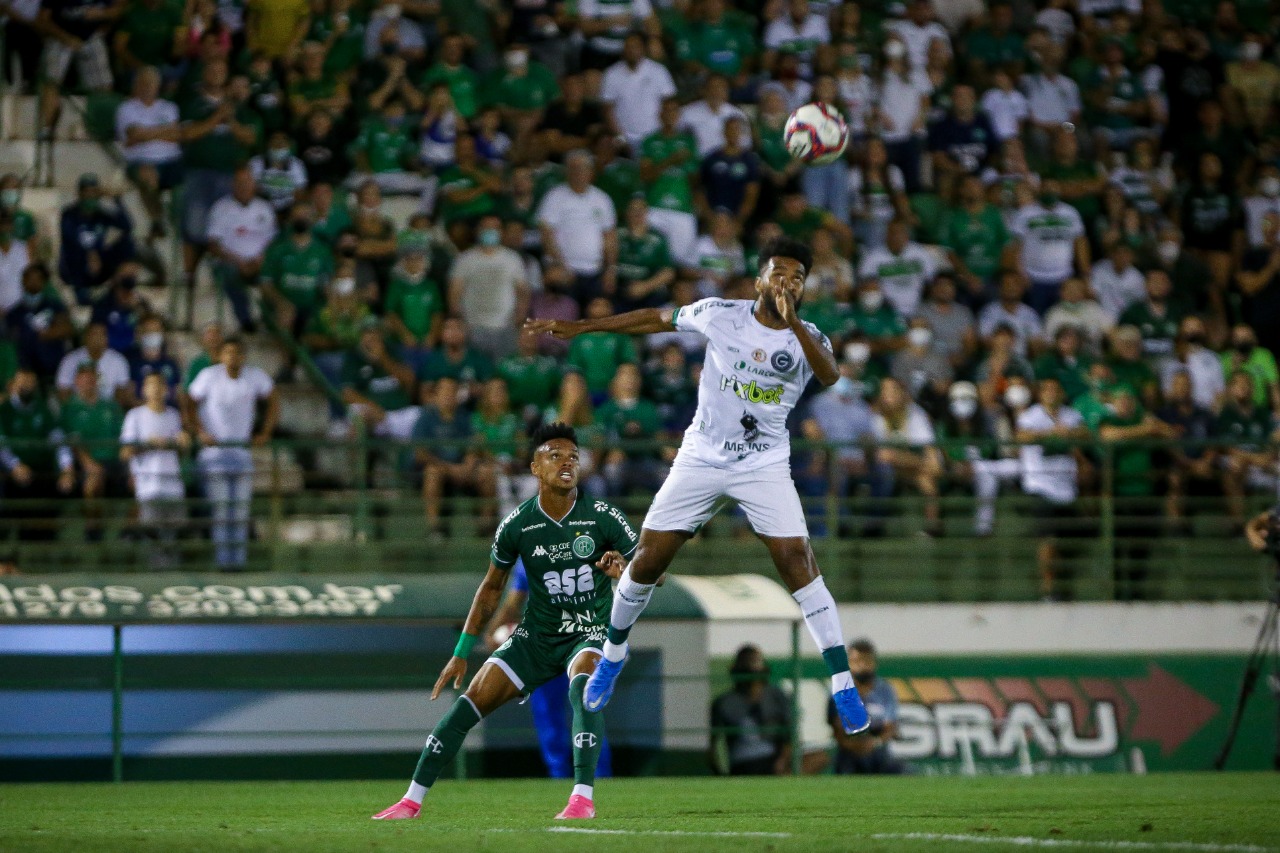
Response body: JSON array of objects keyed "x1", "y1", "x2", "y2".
[
  {"x1": 61, "y1": 363, "x2": 128, "y2": 540},
  {"x1": 113, "y1": 0, "x2": 184, "y2": 75},
  {"x1": 303, "y1": 268, "x2": 370, "y2": 414},
  {"x1": 616, "y1": 197, "x2": 676, "y2": 311},
  {"x1": 595, "y1": 363, "x2": 665, "y2": 495},
  {"x1": 942, "y1": 174, "x2": 1009, "y2": 303},
  {"x1": 417, "y1": 317, "x2": 495, "y2": 406},
  {"x1": 643, "y1": 342, "x2": 697, "y2": 432},
  {"x1": 1219, "y1": 324, "x2": 1280, "y2": 412},
  {"x1": 498, "y1": 330, "x2": 562, "y2": 422},
  {"x1": 260, "y1": 202, "x2": 335, "y2": 336},
  {"x1": 963, "y1": 1, "x2": 1024, "y2": 87},
  {"x1": 849, "y1": 280, "x2": 907, "y2": 364},
  {"x1": 1034, "y1": 325, "x2": 1094, "y2": 404},
  {"x1": 384, "y1": 241, "x2": 444, "y2": 374},
  {"x1": 0, "y1": 174, "x2": 43, "y2": 248},
  {"x1": 340, "y1": 323, "x2": 420, "y2": 441},
  {"x1": 640, "y1": 98, "x2": 701, "y2": 266},
  {"x1": 435, "y1": 134, "x2": 503, "y2": 226},
  {"x1": 472, "y1": 377, "x2": 523, "y2": 465},
  {"x1": 567, "y1": 297, "x2": 638, "y2": 403},
  {"x1": 0, "y1": 368, "x2": 75, "y2": 556},
  {"x1": 487, "y1": 43, "x2": 561, "y2": 143},
  {"x1": 1106, "y1": 325, "x2": 1160, "y2": 411},
  {"x1": 350, "y1": 99, "x2": 420, "y2": 192},
  {"x1": 413, "y1": 376, "x2": 495, "y2": 535},
  {"x1": 421, "y1": 33, "x2": 481, "y2": 119},
  {"x1": 183, "y1": 323, "x2": 223, "y2": 390}
]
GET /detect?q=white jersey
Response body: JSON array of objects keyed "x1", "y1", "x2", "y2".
[{"x1": 672, "y1": 298, "x2": 829, "y2": 470}]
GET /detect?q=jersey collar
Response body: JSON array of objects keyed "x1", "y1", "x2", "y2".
[{"x1": 537, "y1": 496, "x2": 576, "y2": 527}]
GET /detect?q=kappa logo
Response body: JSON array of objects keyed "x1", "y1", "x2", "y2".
[
  {"x1": 771, "y1": 350, "x2": 796, "y2": 372},
  {"x1": 573, "y1": 732, "x2": 598, "y2": 749},
  {"x1": 532, "y1": 545, "x2": 548, "y2": 557},
  {"x1": 424, "y1": 735, "x2": 444, "y2": 754}
]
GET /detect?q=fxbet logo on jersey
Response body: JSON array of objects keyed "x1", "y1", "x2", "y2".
[{"x1": 719, "y1": 375, "x2": 784, "y2": 405}]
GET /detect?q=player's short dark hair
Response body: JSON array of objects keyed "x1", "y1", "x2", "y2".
[
  {"x1": 531, "y1": 422, "x2": 578, "y2": 449},
  {"x1": 849, "y1": 637, "x2": 877, "y2": 657},
  {"x1": 758, "y1": 236, "x2": 813, "y2": 275}
]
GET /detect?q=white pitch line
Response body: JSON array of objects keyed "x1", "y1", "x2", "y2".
[
  {"x1": 546, "y1": 827, "x2": 792, "y2": 839},
  {"x1": 870, "y1": 833, "x2": 1271, "y2": 853}
]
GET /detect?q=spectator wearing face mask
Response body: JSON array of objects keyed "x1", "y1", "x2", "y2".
[
  {"x1": 1152, "y1": 224, "x2": 1210, "y2": 318},
  {"x1": 129, "y1": 316, "x2": 182, "y2": 402},
  {"x1": 304, "y1": 268, "x2": 371, "y2": 417},
  {"x1": 448, "y1": 215, "x2": 530, "y2": 361},
  {"x1": 1226, "y1": 34, "x2": 1280, "y2": 138},
  {"x1": 1220, "y1": 324, "x2": 1280, "y2": 413},
  {"x1": 890, "y1": 318, "x2": 952, "y2": 409},
  {"x1": 828, "y1": 638, "x2": 906, "y2": 775},
  {"x1": 974, "y1": 323, "x2": 1035, "y2": 391},
  {"x1": 848, "y1": 281, "x2": 906, "y2": 362},
  {"x1": 940, "y1": 380, "x2": 1020, "y2": 537},
  {"x1": 249, "y1": 130, "x2": 310, "y2": 213},
  {"x1": 260, "y1": 202, "x2": 334, "y2": 381}
]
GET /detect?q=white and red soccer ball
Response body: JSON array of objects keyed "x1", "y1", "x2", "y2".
[{"x1": 784, "y1": 102, "x2": 849, "y2": 165}]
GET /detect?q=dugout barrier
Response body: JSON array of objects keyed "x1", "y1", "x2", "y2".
[{"x1": 0, "y1": 435, "x2": 1275, "y2": 602}]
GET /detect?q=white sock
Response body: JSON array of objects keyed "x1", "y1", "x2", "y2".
[
  {"x1": 572, "y1": 784, "x2": 594, "y2": 800},
  {"x1": 607, "y1": 568, "x2": 656, "y2": 639},
  {"x1": 602, "y1": 639, "x2": 628, "y2": 663},
  {"x1": 792, "y1": 576, "x2": 844, "y2": 651},
  {"x1": 404, "y1": 781, "x2": 428, "y2": 804}
]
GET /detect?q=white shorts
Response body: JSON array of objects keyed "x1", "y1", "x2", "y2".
[{"x1": 642, "y1": 461, "x2": 809, "y2": 539}]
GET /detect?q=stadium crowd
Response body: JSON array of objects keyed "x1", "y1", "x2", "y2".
[{"x1": 1, "y1": 0, "x2": 1280, "y2": 586}]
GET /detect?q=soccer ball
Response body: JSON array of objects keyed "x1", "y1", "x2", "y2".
[{"x1": 784, "y1": 102, "x2": 849, "y2": 165}]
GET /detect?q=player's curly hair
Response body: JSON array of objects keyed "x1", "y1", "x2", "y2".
[
  {"x1": 757, "y1": 236, "x2": 813, "y2": 275},
  {"x1": 530, "y1": 422, "x2": 578, "y2": 449}
]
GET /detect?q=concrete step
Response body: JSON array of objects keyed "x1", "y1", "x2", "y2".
[
  {"x1": 1, "y1": 94, "x2": 89, "y2": 142},
  {"x1": 2, "y1": 140, "x2": 124, "y2": 188}
]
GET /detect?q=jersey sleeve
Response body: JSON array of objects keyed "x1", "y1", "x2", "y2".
[
  {"x1": 672, "y1": 298, "x2": 734, "y2": 338},
  {"x1": 490, "y1": 506, "x2": 522, "y2": 569}
]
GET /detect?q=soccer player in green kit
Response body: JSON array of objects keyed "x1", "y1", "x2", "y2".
[{"x1": 372, "y1": 423, "x2": 638, "y2": 822}]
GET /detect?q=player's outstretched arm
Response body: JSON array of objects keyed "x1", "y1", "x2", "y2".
[
  {"x1": 524, "y1": 307, "x2": 676, "y2": 340},
  {"x1": 774, "y1": 286, "x2": 839, "y2": 386},
  {"x1": 432, "y1": 563, "x2": 510, "y2": 700}
]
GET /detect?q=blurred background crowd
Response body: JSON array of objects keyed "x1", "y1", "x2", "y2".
[{"x1": 0, "y1": 0, "x2": 1278, "y2": 588}]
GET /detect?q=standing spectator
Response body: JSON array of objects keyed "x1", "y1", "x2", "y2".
[
  {"x1": 680, "y1": 75, "x2": 749, "y2": 158},
  {"x1": 1006, "y1": 179, "x2": 1090, "y2": 314},
  {"x1": 1090, "y1": 241, "x2": 1146, "y2": 323},
  {"x1": 1043, "y1": 277, "x2": 1113, "y2": 358},
  {"x1": 121, "y1": 372, "x2": 189, "y2": 569},
  {"x1": 857, "y1": 219, "x2": 936, "y2": 319},
  {"x1": 59, "y1": 175, "x2": 138, "y2": 305},
  {"x1": 5, "y1": 264, "x2": 74, "y2": 380},
  {"x1": 1020, "y1": 45, "x2": 1082, "y2": 159},
  {"x1": 297, "y1": 112, "x2": 352, "y2": 188},
  {"x1": 1016, "y1": 377, "x2": 1090, "y2": 600},
  {"x1": 974, "y1": 323, "x2": 1035, "y2": 391},
  {"x1": 709, "y1": 645, "x2": 794, "y2": 776},
  {"x1": 640, "y1": 99, "x2": 700, "y2": 266},
  {"x1": 916, "y1": 275, "x2": 977, "y2": 371},
  {"x1": 978, "y1": 271, "x2": 1044, "y2": 358},
  {"x1": 448, "y1": 215, "x2": 529, "y2": 361},
  {"x1": 383, "y1": 240, "x2": 444, "y2": 374},
  {"x1": 206, "y1": 167, "x2": 279, "y2": 333},
  {"x1": 927, "y1": 84, "x2": 997, "y2": 197},
  {"x1": 1118, "y1": 271, "x2": 1182, "y2": 362},
  {"x1": 594, "y1": 363, "x2": 663, "y2": 496},
  {"x1": 487, "y1": 46, "x2": 562, "y2": 144},
  {"x1": 413, "y1": 376, "x2": 492, "y2": 535},
  {"x1": 1236, "y1": 212, "x2": 1280, "y2": 358},
  {"x1": 539, "y1": 71, "x2": 605, "y2": 161},
  {"x1": 36, "y1": 0, "x2": 124, "y2": 137},
  {"x1": 616, "y1": 198, "x2": 676, "y2": 312},
  {"x1": 890, "y1": 318, "x2": 953, "y2": 407},
  {"x1": 117, "y1": 67, "x2": 184, "y2": 241},
  {"x1": 1217, "y1": 370, "x2": 1278, "y2": 529},
  {"x1": 341, "y1": 324, "x2": 420, "y2": 441},
  {"x1": 0, "y1": 212, "x2": 31, "y2": 316},
  {"x1": 0, "y1": 177, "x2": 41, "y2": 251},
  {"x1": 699, "y1": 117, "x2": 760, "y2": 227},
  {"x1": 1156, "y1": 370, "x2": 1220, "y2": 528},
  {"x1": 129, "y1": 316, "x2": 182, "y2": 402},
  {"x1": 417, "y1": 317, "x2": 494, "y2": 405},
  {"x1": 527, "y1": 266, "x2": 581, "y2": 358},
  {"x1": 941, "y1": 173, "x2": 1008, "y2": 306},
  {"x1": 185, "y1": 337, "x2": 279, "y2": 571},
  {"x1": 848, "y1": 139, "x2": 910, "y2": 253},
  {"x1": 244, "y1": 0, "x2": 310, "y2": 61},
  {"x1": 979, "y1": 69, "x2": 1029, "y2": 144},
  {"x1": 1033, "y1": 325, "x2": 1093, "y2": 404},
  {"x1": 183, "y1": 323, "x2": 223, "y2": 390},
  {"x1": 249, "y1": 130, "x2": 310, "y2": 213},
  {"x1": 576, "y1": 0, "x2": 656, "y2": 80},
  {"x1": 498, "y1": 331, "x2": 562, "y2": 424},
  {"x1": 259, "y1": 201, "x2": 334, "y2": 379},
  {"x1": 828, "y1": 638, "x2": 906, "y2": 775},
  {"x1": 886, "y1": 0, "x2": 949, "y2": 71},
  {"x1": 871, "y1": 376, "x2": 944, "y2": 537},
  {"x1": 60, "y1": 362, "x2": 126, "y2": 540},
  {"x1": 0, "y1": 368, "x2": 74, "y2": 554},
  {"x1": 435, "y1": 134, "x2": 503, "y2": 228},
  {"x1": 566, "y1": 298, "x2": 637, "y2": 403},
  {"x1": 350, "y1": 99, "x2": 422, "y2": 194},
  {"x1": 537, "y1": 151, "x2": 618, "y2": 303},
  {"x1": 1160, "y1": 316, "x2": 1224, "y2": 413},
  {"x1": 600, "y1": 32, "x2": 675, "y2": 152},
  {"x1": 762, "y1": 0, "x2": 830, "y2": 79},
  {"x1": 1226, "y1": 33, "x2": 1280, "y2": 138},
  {"x1": 875, "y1": 38, "x2": 928, "y2": 193},
  {"x1": 1220, "y1": 324, "x2": 1280, "y2": 413},
  {"x1": 1041, "y1": 127, "x2": 1106, "y2": 228},
  {"x1": 55, "y1": 323, "x2": 133, "y2": 406},
  {"x1": 1178, "y1": 152, "x2": 1242, "y2": 323},
  {"x1": 1242, "y1": 166, "x2": 1280, "y2": 250}
]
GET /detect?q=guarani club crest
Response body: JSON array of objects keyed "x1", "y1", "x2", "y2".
[{"x1": 572, "y1": 533, "x2": 595, "y2": 559}]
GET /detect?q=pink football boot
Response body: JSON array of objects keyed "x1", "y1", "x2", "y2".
[
  {"x1": 554, "y1": 794, "x2": 595, "y2": 820},
  {"x1": 371, "y1": 798, "x2": 421, "y2": 820}
]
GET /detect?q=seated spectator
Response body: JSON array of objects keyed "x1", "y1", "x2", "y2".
[
  {"x1": 120, "y1": 372, "x2": 189, "y2": 569},
  {"x1": 90, "y1": 261, "x2": 152, "y2": 355},
  {"x1": 0, "y1": 368, "x2": 74, "y2": 558},
  {"x1": 207, "y1": 167, "x2": 279, "y2": 333},
  {"x1": 528, "y1": 265, "x2": 582, "y2": 358},
  {"x1": 643, "y1": 342, "x2": 697, "y2": 433},
  {"x1": 595, "y1": 363, "x2": 664, "y2": 496},
  {"x1": 341, "y1": 324, "x2": 420, "y2": 441},
  {"x1": 1153, "y1": 223, "x2": 1211, "y2": 319},
  {"x1": 413, "y1": 376, "x2": 494, "y2": 535},
  {"x1": 499, "y1": 331, "x2": 562, "y2": 426},
  {"x1": 1107, "y1": 325, "x2": 1160, "y2": 411},
  {"x1": 890, "y1": 318, "x2": 953, "y2": 409},
  {"x1": 117, "y1": 67, "x2": 184, "y2": 240},
  {"x1": 249, "y1": 130, "x2": 311, "y2": 213},
  {"x1": 288, "y1": 41, "x2": 351, "y2": 122},
  {"x1": 449, "y1": 214, "x2": 529, "y2": 361},
  {"x1": 418, "y1": 317, "x2": 494, "y2": 406},
  {"x1": 942, "y1": 173, "x2": 1009, "y2": 306},
  {"x1": 849, "y1": 280, "x2": 906, "y2": 361},
  {"x1": 1109, "y1": 137, "x2": 1172, "y2": 222},
  {"x1": 473, "y1": 107, "x2": 514, "y2": 168},
  {"x1": 980, "y1": 68, "x2": 1029, "y2": 143},
  {"x1": 1219, "y1": 370, "x2": 1280, "y2": 527},
  {"x1": 915, "y1": 275, "x2": 977, "y2": 371},
  {"x1": 1043, "y1": 277, "x2": 1112, "y2": 357},
  {"x1": 0, "y1": 177, "x2": 43, "y2": 252},
  {"x1": 698, "y1": 117, "x2": 760, "y2": 226},
  {"x1": 640, "y1": 98, "x2": 700, "y2": 267},
  {"x1": 871, "y1": 377, "x2": 943, "y2": 537},
  {"x1": 56, "y1": 323, "x2": 133, "y2": 406},
  {"x1": 857, "y1": 219, "x2": 937, "y2": 319},
  {"x1": 680, "y1": 74, "x2": 749, "y2": 158},
  {"x1": 436, "y1": 134, "x2": 503, "y2": 229},
  {"x1": 776, "y1": 189, "x2": 852, "y2": 256},
  {"x1": 60, "y1": 362, "x2": 127, "y2": 539},
  {"x1": 689, "y1": 210, "x2": 745, "y2": 301},
  {"x1": 1087, "y1": 36, "x2": 1160, "y2": 153},
  {"x1": 1020, "y1": 44, "x2": 1081, "y2": 158},
  {"x1": 800, "y1": 226, "x2": 853, "y2": 303},
  {"x1": 418, "y1": 83, "x2": 461, "y2": 175},
  {"x1": 829, "y1": 638, "x2": 907, "y2": 775},
  {"x1": 1119, "y1": 271, "x2": 1181, "y2": 363},
  {"x1": 567, "y1": 298, "x2": 638, "y2": 404},
  {"x1": 709, "y1": 645, "x2": 793, "y2": 776},
  {"x1": 1090, "y1": 241, "x2": 1146, "y2": 324},
  {"x1": 1015, "y1": 377, "x2": 1090, "y2": 600},
  {"x1": 974, "y1": 323, "x2": 1035, "y2": 399},
  {"x1": 938, "y1": 380, "x2": 1018, "y2": 537},
  {"x1": 1179, "y1": 151, "x2": 1241, "y2": 321},
  {"x1": 537, "y1": 150, "x2": 618, "y2": 304},
  {"x1": 1220, "y1": 324, "x2": 1279, "y2": 413},
  {"x1": 260, "y1": 202, "x2": 335, "y2": 379},
  {"x1": 799, "y1": 367, "x2": 878, "y2": 536},
  {"x1": 978, "y1": 270, "x2": 1045, "y2": 358},
  {"x1": 1007, "y1": 178, "x2": 1090, "y2": 314},
  {"x1": 600, "y1": 32, "x2": 676, "y2": 152},
  {"x1": 383, "y1": 238, "x2": 444, "y2": 374},
  {"x1": 1034, "y1": 325, "x2": 1093, "y2": 404},
  {"x1": 1160, "y1": 316, "x2": 1223, "y2": 413},
  {"x1": 350, "y1": 99, "x2": 422, "y2": 195},
  {"x1": 6, "y1": 264, "x2": 73, "y2": 380},
  {"x1": 1157, "y1": 370, "x2": 1221, "y2": 527},
  {"x1": 471, "y1": 378, "x2": 522, "y2": 494},
  {"x1": 0, "y1": 212, "x2": 32, "y2": 317},
  {"x1": 129, "y1": 316, "x2": 182, "y2": 403},
  {"x1": 298, "y1": 111, "x2": 353, "y2": 188},
  {"x1": 359, "y1": 17, "x2": 426, "y2": 113},
  {"x1": 349, "y1": 182, "x2": 398, "y2": 280},
  {"x1": 243, "y1": 53, "x2": 286, "y2": 134},
  {"x1": 59, "y1": 174, "x2": 138, "y2": 305},
  {"x1": 486, "y1": 42, "x2": 561, "y2": 143}
]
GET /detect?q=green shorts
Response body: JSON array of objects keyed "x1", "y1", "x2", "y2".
[{"x1": 486, "y1": 624, "x2": 603, "y2": 694}]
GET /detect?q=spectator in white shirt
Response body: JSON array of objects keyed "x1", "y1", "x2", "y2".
[
  {"x1": 55, "y1": 322, "x2": 134, "y2": 406},
  {"x1": 886, "y1": 0, "x2": 951, "y2": 70},
  {"x1": 1159, "y1": 315, "x2": 1225, "y2": 412},
  {"x1": 1242, "y1": 165, "x2": 1280, "y2": 249},
  {"x1": 979, "y1": 270, "x2": 1046, "y2": 358},
  {"x1": 679, "y1": 74, "x2": 750, "y2": 157},
  {"x1": 1043, "y1": 277, "x2": 1113, "y2": 356},
  {"x1": 576, "y1": 0, "x2": 656, "y2": 77},
  {"x1": 763, "y1": 0, "x2": 830, "y2": 79},
  {"x1": 858, "y1": 218, "x2": 937, "y2": 318},
  {"x1": 876, "y1": 39, "x2": 929, "y2": 193},
  {"x1": 600, "y1": 33, "x2": 676, "y2": 151},
  {"x1": 120, "y1": 373, "x2": 189, "y2": 569},
  {"x1": 249, "y1": 129, "x2": 310, "y2": 213},
  {"x1": 1089, "y1": 241, "x2": 1146, "y2": 322},
  {"x1": 116, "y1": 67, "x2": 183, "y2": 240},
  {"x1": 537, "y1": 150, "x2": 618, "y2": 304},
  {"x1": 0, "y1": 211, "x2": 30, "y2": 315},
  {"x1": 449, "y1": 214, "x2": 530, "y2": 360},
  {"x1": 184, "y1": 337, "x2": 279, "y2": 571},
  {"x1": 1020, "y1": 46, "x2": 1082, "y2": 159},
  {"x1": 980, "y1": 69, "x2": 1029, "y2": 143},
  {"x1": 1014, "y1": 376, "x2": 1090, "y2": 599},
  {"x1": 871, "y1": 376, "x2": 944, "y2": 537},
  {"x1": 206, "y1": 167, "x2": 278, "y2": 333},
  {"x1": 1006, "y1": 180, "x2": 1090, "y2": 314}
]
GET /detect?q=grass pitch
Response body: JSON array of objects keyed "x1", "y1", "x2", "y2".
[{"x1": 1, "y1": 773, "x2": 1276, "y2": 852}]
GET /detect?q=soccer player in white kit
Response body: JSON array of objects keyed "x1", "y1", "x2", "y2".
[{"x1": 526, "y1": 237, "x2": 870, "y2": 734}]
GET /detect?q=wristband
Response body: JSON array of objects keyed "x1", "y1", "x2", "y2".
[{"x1": 453, "y1": 633, "x2": 477, "y2": 658}]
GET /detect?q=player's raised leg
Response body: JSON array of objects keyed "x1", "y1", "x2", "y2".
[
  {"x1": 760, "y1": 534, "x2": 868, "y2": 734},
  {"x1": 585, "y1": 528, "x2": 689, "y2": 711},
  {"x1": 556, "y1": 649, "x2": 607, "y2": 819},
  {"x1": 372, "y1": 658, "x2": 521, "y2": 818}
]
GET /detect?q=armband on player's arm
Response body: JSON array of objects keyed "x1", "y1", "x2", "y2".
[{"x1": 453, "y1": 633, "x2": 477, "y2": 658}]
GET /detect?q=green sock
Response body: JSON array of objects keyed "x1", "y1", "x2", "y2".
[
  {"x1": 568, "y1": 673, "x2": 604, "y2": 788},
  {"x1": 411, "y1": 696, "x2": 482, "y2": 790}
]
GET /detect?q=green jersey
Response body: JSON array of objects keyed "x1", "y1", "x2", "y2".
[
  {"x1": 1099, "y1": 407, "x2": 1156, "y2": 497},
  {"x1": 689, "y1": 18, "x2": 755, "y2": 75},
  {"x1": 849, "y1": 304, "x2": 906, "y2": 341},
  {"x1": 595, "y1": 398, "x2": 661, "y2": 445},
  {"x1": 1217, "y1": 403, "x2": 1274, "y2": 451},
  {"x1": 0, "y1": 397, "x2": 61, "y2": 472},
  {"x1": 471, "y1": 410, "x2": 521, "y2": 458},
  {"x1": 384, "y1": 273, "x2": 444, "y2": 340},
  {"x1": 180, "y1": 98, "x2": 262, "y2": 172},
  {"x1": 1033, "y1": 353, "x2": 1093, "y2": 403},
  {"x1": 567, "y1": 332, "x2": 637, "y2": 393},
  {"x1": 308, "y1": 12, "x2": 366, "y2": 74},
  {"x1": 497, "y1": 354, "x2": 560, "y2": 410},
  {"x1": 260, "y1": 236, "x2": 334, "y2": 311},
  {"x1": 60, "y1": 397, "x2": 124, "y2": 463},
  {"x1": 10, "y1": 209, "x2": 36, "y2": 242},
  {"x1": 491, "y1": 495, "x2": 640, "y2": 637},
  {"x1": 351, "y1": 117, "x2": 414, "y2": 174},
  {"x1": 942, "y1": 204, "x2": 1009, "y2": 281},
  {"x1": 1118, "y1": 302, "x2": 1181, "y2": 358},
  {"x1": 617, "y1": 229, "x2": 673, "y2": 286},
  {"x1": 184, "y1": 353, "x2": 213, "y2": 389},
  {"x1": 641, "y1": 130, "x2": 698, "y2": 214},
  {"x1": 595, "y1": 159, "x2": 642, "y2": 217},
  {"x1": 800, "y1": 296, "x2": 855, "y2": 340},
  {"x1": 421, "y1": 63, "x2": 481, "y2": 118},
  {"x1": 341, "y1": 349, "x2": 413, "y2": 410},
  {"x1": 419, "y1": 348, "x2": 494, "y2": 386},
  {"x1": 486, "y1": 63, "x2": 560, "y2": 112},
  {"x1": 119, "y1": 0, "x2": 184, "y2": 66},
  {"x1": 436, "y1": 165, "x2": 497, "y2": 224}
]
